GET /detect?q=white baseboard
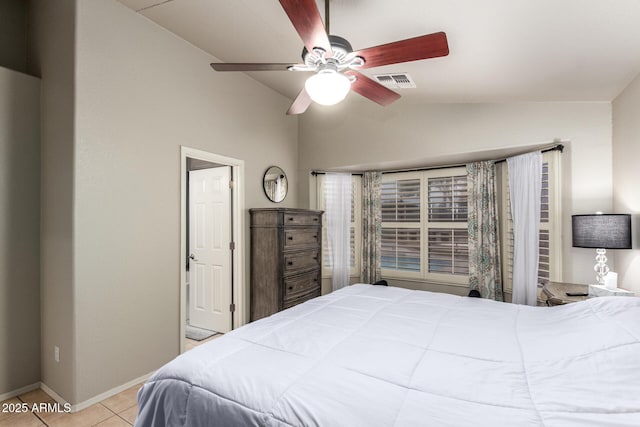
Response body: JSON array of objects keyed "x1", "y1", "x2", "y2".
[
  {"x1": 72, "y1": 371, "x2": 154, "y2": 412},
  {"x1": 42, "y1": 371, "x2": 154, "y2": 413},
  {"x1": 40, "y1": 382, "x2": 69, "y2": 407},
  {"x1": 0, "y1": 382, "x2": 40, "y2": 402}
]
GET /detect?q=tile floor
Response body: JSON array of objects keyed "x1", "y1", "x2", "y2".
[{"x1": 0, "y1": 335, "x2": 220, "y2": 427}]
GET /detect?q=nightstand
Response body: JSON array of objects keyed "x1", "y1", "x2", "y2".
[{"x1": 541, "y1": 282, "x2": 590, "y2": 306}]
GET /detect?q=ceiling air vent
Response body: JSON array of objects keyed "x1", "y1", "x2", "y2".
[{"x1": 373, "y1": 73, "x2": 416, "y2": 89}]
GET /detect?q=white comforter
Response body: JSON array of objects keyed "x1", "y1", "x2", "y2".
[{"x1": 136, "y1": 284, "x2": 640, "y2": 426}]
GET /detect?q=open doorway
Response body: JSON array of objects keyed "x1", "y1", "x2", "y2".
[{"x1": 180, "y1": 147, "x2": 245, "y2": 353}]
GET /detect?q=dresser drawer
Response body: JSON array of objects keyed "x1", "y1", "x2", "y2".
[
  {"x1": 283, "y1": 212, "x2": 322, "y2": 226},
  {"x1": 284, "y1": 269, "x2": 320, "y2": 298},
  {"x1": 284, "y1": 250, "x2": 320, "y2": 275},
  {"x1": 284, "y1": 228, "x2": 320, "y2": 249},
  {"x1": 283, "y1": 288, "x2": 321, "y2": 309}
]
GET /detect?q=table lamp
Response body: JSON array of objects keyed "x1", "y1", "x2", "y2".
[{"x1": 572, "y1": 214, "x2": 632, "y2": 286}]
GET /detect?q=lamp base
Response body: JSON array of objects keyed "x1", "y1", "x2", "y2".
[{"x1": 594, "y1": 248, "x2": 609, "y2": 286}]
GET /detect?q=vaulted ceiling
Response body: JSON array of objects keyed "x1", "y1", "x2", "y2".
[{"x1": 118, "y1": 0, "x2": 640, "y2": 104}]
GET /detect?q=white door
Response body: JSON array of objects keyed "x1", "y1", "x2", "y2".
[{"x1": 188, "y1": 167, "x2": 232, "y2": 333}]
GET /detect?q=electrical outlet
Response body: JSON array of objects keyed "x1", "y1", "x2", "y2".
[{"x1": 54, "y1": 346, "x2": 60, "y2": 363}]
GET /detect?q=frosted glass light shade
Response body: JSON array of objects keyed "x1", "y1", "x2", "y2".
[{"x1": 305, "y1": 71, "x2": 351, "y2": 106}]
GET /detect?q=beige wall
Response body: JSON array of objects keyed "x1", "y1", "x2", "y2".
[
  {"x1": 70, "y1": 0, "x2": 298, "y2": 403},
  {"x1": 299, "y1": 100, "x2": 614, "y2": 288},
  {"x1": 27, "y1": 0, "x2": 77, "y2": 402},
  {"x1": 0, "y1": 0, "x2": 27, "y2": 73},
  {"x1": 28, "y1": 0, "x2": 299, "y2": 406},
  {"x1": 0, "y1": 66, "x2": 40, "y2": 396},
  {"x1": 613, "y1": 73, "x2": 640, "y2": 294}
]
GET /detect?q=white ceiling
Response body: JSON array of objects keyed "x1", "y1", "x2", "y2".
[{"x1": 118, "y1": 0, "x2": 640, "y2": 104}]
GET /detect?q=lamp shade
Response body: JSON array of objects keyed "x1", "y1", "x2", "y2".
[{"x1": 572, "y1": 214, "x2": 632, "y2": 249}]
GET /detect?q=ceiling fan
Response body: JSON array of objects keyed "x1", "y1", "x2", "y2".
[{"x1": 210, "y1": 0, "x2": 449, "y2": 115}]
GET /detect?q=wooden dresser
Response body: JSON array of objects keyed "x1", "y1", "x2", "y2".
[{"x1": 249, "y1": 208, "x2": 323, "y2": 321}]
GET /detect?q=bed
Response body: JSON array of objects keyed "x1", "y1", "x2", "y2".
[{"x1": 136, "y1": 284, "x2": 640, "y2": 426}]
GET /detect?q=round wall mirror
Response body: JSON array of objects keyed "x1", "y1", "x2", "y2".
[{"x1": 263, "y1": 166, "x2": 288, "y2": 203}]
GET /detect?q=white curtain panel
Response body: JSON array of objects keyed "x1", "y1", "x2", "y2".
[
  {"x1": 507, "y1": 151, "x2": 542, "y2": 306},
  {"x1": 325, "y1": 173, "x2": 353, "y2": 291}
]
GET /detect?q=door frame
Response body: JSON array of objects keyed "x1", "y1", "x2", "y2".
[{"x1": 180, "y1": 146, "x2": 246, "y2": 353}]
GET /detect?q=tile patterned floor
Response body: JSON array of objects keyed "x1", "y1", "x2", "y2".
[{"x1": 0, "y1": 335, "x2": 221, "y2": 427}]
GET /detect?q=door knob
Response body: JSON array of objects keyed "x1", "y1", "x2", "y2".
[{"x1": 189, "y1": 254, "x2": 197, "y2": 261}]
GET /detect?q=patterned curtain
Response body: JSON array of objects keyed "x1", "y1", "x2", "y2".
[
  {"x1": 361, "y1": 172, "x2": 382, "y2": 283},
  {"x1": 467, "y1": 161, "x2": 503, "y2": 301}
]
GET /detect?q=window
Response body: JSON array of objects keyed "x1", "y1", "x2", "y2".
[
  {"x1": 427, "y1": 175, "x2": 469, "y2": 276},
  {"x1": 316, "y1": 175, "x2": 361, "y2": 277},
  {"x1": 381, "y1": 168, "x2": 469, "y2": 285},
  {"x1": 381, "y1": 177, "x2": 421, "y2": 272},
  {"x1": 500, "y1": 150, "x2": 562, "y2": 297}
]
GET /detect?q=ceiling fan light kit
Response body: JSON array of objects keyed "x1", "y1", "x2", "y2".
[
  {"x1": 304, "y1": 69, "x2": 352, "y2": 105},
  {"x1": 210, "y1": 0, "x2": 449, "y2": 114}
]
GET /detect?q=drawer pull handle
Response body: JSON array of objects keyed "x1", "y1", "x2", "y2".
[
  {"x1": 288, "y1": 286, "x2": 293, "y2": 290},
  {"x1": 314, "y1": 218, "x2": 318, "y2": 221},
  {"x1": 289, "y1": 217, "x2": 294, "y2": 221},
  {"x1": 313, "y1": 278, "x2": 318, "y2": 282},
  {"x1": 312, "y1": 235, "x2": 317, "y2": 239},
  {"x1": 313, "y1": 256, "x2": 318, "y2": 260},
  {"x1": 288, "y1": 261, "x2": 293, "y2": 266},
  {"x1": 288, "y1": 236, "x2": 293, "y2": 240}
]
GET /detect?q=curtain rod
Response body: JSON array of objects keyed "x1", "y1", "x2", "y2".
[
  {"x1": 311, "y1": 144, "x2": 564, "y2": 176},
  {"x1": 494, "y1": 144, "x2": 564, "y2": 165},
  {"x1": 311, "y1": 171, "x2": 364, "y2": 176}
]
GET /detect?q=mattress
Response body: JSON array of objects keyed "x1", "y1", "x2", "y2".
[{"x1": 136, "y1": 284, "x2": 640, "y2": 426}]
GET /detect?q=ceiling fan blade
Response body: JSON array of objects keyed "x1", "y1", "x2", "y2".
[
  {"x1": 286, "y1": 87, "x2": 312, "y2": 115},
  {"x1": 210, "y1": 63, "x2": 296, "y2": 72},
  {"x1": 353, "y1": 32, "x2": 449, "y2": 69},
  {"x1": 346, "y1": 71, "x2": 401, "y2": 106},
  {"x1": 279, "y1": 0, "x2": 332, "y2": 56}
]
